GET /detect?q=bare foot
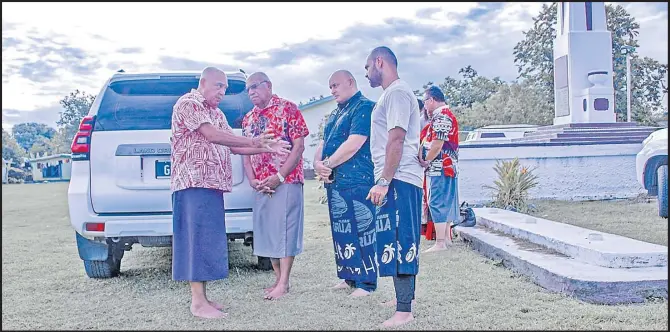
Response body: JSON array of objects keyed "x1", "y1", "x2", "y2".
[
  {"x1": 423, "y1": 243, "x2": 448, "y2": 253},
  {"x1": 264, "y1": 281, "x2": 279, "y2": 294},
  {"x1": 381, "y1": 299, "x2": 416, "y2": 308},
  {"x1": 381, "y1": 311, "x2": 414, "y2": 328},
  {"x1": 208, "y1": 300, "x2": 224, "y2": 310},
  {"x1": 349, "y1": 288, "x2": 371, "y2": 297},
  {"x1": 264, "y1": 284, "x2": 289, "y2": 300},
  {"x1": 190, "y1": 303, "x2": 227, "y2": 319},
  {"x1": 333, "y1": 280, "x2": 351, "y2": 290}
]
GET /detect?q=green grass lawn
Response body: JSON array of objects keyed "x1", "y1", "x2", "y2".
[{"x1": 2, "y1": 181, "x2": 667, "y2": 330}]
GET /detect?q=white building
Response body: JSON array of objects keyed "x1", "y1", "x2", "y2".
[{"x1": 298, "y1": 96, "x2": 337, "y2": 169}]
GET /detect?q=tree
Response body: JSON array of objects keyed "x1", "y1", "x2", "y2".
[
  {"x1": 2, "y1": 129, "x2": 26, "y2": 164},
  {"x1": 11, "y1": 122, "x2": 56, "y2": 152},
  {"x1": 513, "y1": 2, "x2": 667, "y2": 123},
  {"x1": 57, "y1": 89, "x2": 95, "y2": 142},
  {"x1": 49, "y1": 128, "x2": 73, "y2": 154},
  {"x1": 435, "y1": 67, "x2": 505, "y2": 110},
  {"x1": 630, "y1": 57, "x2": 668, "y2": 125},
  {"x1": 417, "y1": 66, "x2": 507, "y2": 129},
  {"x1": 29, "y1": 136, "x2": 59, "y2": 156},
  {"x1": 457, "y1": 81, "x2": 554, "y2": 128}
]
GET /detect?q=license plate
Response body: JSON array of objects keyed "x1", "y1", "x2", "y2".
[{"x1": 155, "y1": 161, "x2": 171, "y2": 179}]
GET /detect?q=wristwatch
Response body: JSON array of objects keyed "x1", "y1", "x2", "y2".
[
  {"x1": 322, "y1": 157, "x2": 331, "y2": 168},
  {"x1": 376, "y1": 177, "x2": 391, "y2": 187},
  {"x1": 276, "y1": 172, "x2": 286, "y2": 183}
]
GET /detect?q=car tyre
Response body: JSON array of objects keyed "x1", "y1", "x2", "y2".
[
  {"x1": 658, "y1": 165, "x2": 668, "y2": 219},
  {"x1": 257, "y1": 256, "x2": 273, "y2": 271},
  {"x1": 83, "y1": 243, "x2": 124, "y2": 278}
]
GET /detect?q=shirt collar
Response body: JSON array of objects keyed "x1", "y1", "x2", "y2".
[
  {"x1": 191, "y1": 89, "x2": 206, "y2": 103},
  {"x1": 255, "y1": 94, "x2": 282, "y2": 111},
  {"x1": 431, "y1": 105, "x2": 449, "y2": 119},
  {"x1": 337, "y1": 91, "x2": 362, "y2": 109},
  {"x1": 191, "y1": 89, "x2": 220, "y2": 109}
]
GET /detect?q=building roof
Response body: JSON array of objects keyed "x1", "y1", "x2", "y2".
[
  {"x1": 299, "y1": 95, "x2": 335, "y2": 111},
  {"x1": 28, "y1": 153, "x2": 71, "y2": 163}
]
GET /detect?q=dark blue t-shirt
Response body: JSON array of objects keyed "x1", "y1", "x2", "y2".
[{"x1": 321, "y1": 91, "x2": 375, "y2": 189}]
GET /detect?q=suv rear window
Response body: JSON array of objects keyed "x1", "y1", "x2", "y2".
[{"x1": 94, "y1": 77, "x2": 253, "y2": 131}]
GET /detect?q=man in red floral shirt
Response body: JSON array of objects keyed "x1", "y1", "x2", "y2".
[
  {"x1": 242, "y1": 72, "x2": 310, "y2": 300},
  {"x1": 171, "y1": 67, "x2": 288, "y2": 319},
  {"x1": 419, "y1": 86, "x2": 460, "y2": 253}
]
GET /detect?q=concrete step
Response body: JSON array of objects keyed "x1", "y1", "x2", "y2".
[
  {"x1": 548, "y1": 137, "x2": 647, "y2": 143},
  {"x1": 521, "y1": 128, "x2": 658, "y2": 139},
  {"x1": 455, "y1": 226, "x2": 668, "y2": 304},
  {"x1": 516, "y1": 132, "x2": 653, "y2": 142},
  {"x1": 472, "y1": 208, "x2": 668, "y2": 268},
  {"x1": 530, "y1": 127, "x2": 657, "y2": 135},
  {"x1": 536, "y1": 122, "x2": 644, "y2": 131},
  {"x1": 556, "y1": 133, "x2": 653, "y2": 139},
  {"x1": 512, "y1": 138, "x2": 645, "y2": 144}
]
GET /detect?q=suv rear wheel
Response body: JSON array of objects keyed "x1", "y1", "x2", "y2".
[
  {"x1": 83, "y1": 242, "x2": 125, "y2": 278},
  {"x1": 257, "y1": 256, "x2": 273, "y2": 271}
]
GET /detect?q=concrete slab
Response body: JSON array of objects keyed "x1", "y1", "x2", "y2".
[
  {"x1": 472, "y1": 208, "x2": 668, "y2": 268},
  {"x1": 456, "y1": 226, "x2": 668, "y2": 304}
]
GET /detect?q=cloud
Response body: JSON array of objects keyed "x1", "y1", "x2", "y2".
[
  {"x1": 464, "y1": 2, "x2": 506, "y2": 20},
  {"x1": 2, "y1": 104, "x2": 62, "y2": 129},
  {"x1": 117, "y1": 47, "x2": 143, "y2": 54},
  {"x1": 1, "y1": 2, "x2": 666, "y2": 129},
  {"x1": 622, "y1": 2, "x2": 668, "y2": 63},
  {"x1": 158, "y1": 56, "x2": 239, "y2": 72},
  {"x1": 220, "y1": 5, "x2": 530, "y2": 104},
  {"x1": 3, "y1": 28, "x2": 103, "y2": 83},
  {"x1": 416, "y1": 7, "x2": 441, "y2": 19}
]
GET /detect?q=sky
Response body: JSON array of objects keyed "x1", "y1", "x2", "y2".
[{"x1": 2, "y1": 2, "x2": 668, "y2": 130}]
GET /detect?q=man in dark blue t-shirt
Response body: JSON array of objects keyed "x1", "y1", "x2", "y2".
[{"x1": 314, "y1": 70, "x2": 377, "y2": 297}]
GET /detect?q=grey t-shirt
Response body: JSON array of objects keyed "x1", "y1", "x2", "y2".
[{"x1": 370, "y1": 79, "x2": 423, "y2": 189}]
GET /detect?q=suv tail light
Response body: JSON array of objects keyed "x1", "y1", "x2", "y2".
[{"x1": 71, "y1": 115, "x2": 96, "y2": 160}]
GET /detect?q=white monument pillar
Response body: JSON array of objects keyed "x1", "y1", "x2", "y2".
[{"x1": 553, "y1": 2, "x2": 616, "y2": 125}]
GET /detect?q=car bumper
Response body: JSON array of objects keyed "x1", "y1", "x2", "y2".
[
  {"x1": 636, "y1": 148, "x2": 650, "y2": 188},
  {"x1": 85, "y1": 211, "x2": 253, "y2": 238}
]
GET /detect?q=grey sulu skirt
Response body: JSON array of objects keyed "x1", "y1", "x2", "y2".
[{"x1": 252, "y1": 183, "x2": 304, "y2": 259}]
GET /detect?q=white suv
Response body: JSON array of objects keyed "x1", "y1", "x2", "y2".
[
  {"x1": 636, "y1": 128, "x2": 668, "y2": 219},
  {"x1": 68, "y1": 71, "x2": 272, "y2": 278}
]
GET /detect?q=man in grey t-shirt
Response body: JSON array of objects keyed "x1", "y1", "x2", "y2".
[{"x1": 364, "y1": 46, "x2": 423, "y2": 328}]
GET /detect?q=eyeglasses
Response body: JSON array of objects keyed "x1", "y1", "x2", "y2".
[{"x1": 246, "y1": 80, "x2": 269, "y2": 91}]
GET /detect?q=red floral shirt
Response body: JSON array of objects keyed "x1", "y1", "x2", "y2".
[
  {"x1": 171, "y1": 89, "x2": 233, "y2": 192},
  {"x1": 241, "y1": 95, "x2": 309, "y2": 183},
  {"x1": 422, "y1": 105, "x2": 459, "y2": 177}
]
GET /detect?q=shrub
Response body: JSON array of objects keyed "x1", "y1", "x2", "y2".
[
  {"x1": 7, "y1": 167, "x2": 26, "y2": 183},
  {"x1": 483, "y1": 158, "x2": 539, "y2": 213}
]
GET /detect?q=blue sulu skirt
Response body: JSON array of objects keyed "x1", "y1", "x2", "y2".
[
  {"x1": 172, "y1": 187, "x2": 229, "y2": 282},
  {"x1": 428, "y1": 175, "x2": 459, "y2": 223}
]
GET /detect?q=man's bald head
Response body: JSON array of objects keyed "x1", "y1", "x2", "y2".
[
  {"x1": 330, "y1": 70, "x2": 357, "y2": 88},
  {"x1": 329, "y1": 69, "x2": 359, "y2": 104},
  {"x1": 247, "y1": 71, "x2": 271, "y2": 84},
  {"x1": 198, "y1": 67, "x2": 228, "y2": 106},
  {"x1": 201, "y1": 66, "x2": 226, "y2": 80},
  {"x1": 246, "y1": 72, "x2": 273, "y2": 107}
]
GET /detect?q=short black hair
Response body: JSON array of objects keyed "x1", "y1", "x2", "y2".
[
  {"x1": 424, "y1": 85, "x2": 445, "y2": 103},
  {"x1": 417, "y1": 98, "x2": 424, "y2": 111},
  {"x1": 370, "y1": 46, "x2": 398, "y2": 68}
]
